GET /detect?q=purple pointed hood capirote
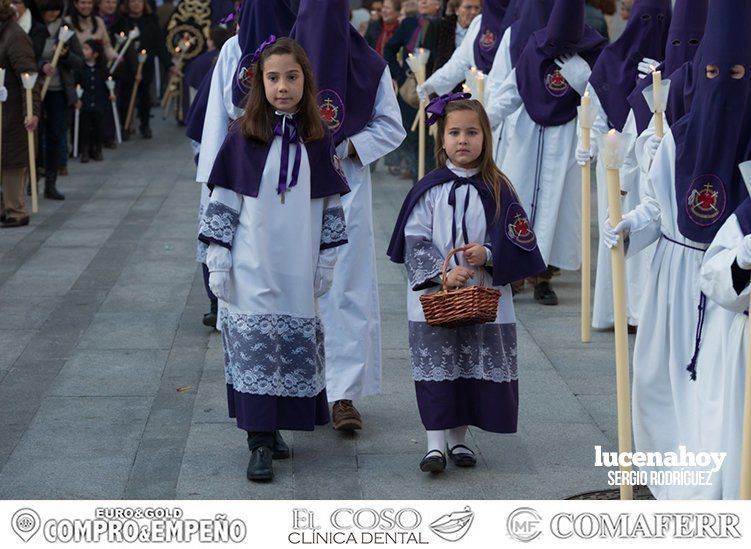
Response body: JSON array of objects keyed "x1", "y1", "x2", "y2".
[
  {"x1": 672, "y1": 0, "x2": 751, "y2": 244},
  {"x1": 291, "y1": 0, "x2": 386, "y2": 144},
  {"x1": 508, "y1": 0, "x2": 555, "y2": 67},
  {"x1": 515, "y1": 0, "x2": 606, "y2": 127},
  {"x1": 231, "y1": 0, "x2": 297, "y2": 108},
  {"x1": 472, "y1": 0, "x2": 511, "y2": 73},
  {"x1": 589, "y1": 0, "x2": 672, "y2": 131},
  {"x1": 627, "y1": 0, "x2": 708, "y2": 133}
]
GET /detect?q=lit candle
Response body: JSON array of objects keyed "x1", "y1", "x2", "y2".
[
  {"x1": 652, "y1": 67, "x2": 664, "y2": 138},
  {"x1": 21, "y1": 73, "x2": 39, "y2": 213},
  {"x1": 475, "y1": 71, "x2": 485, "y2": 106}
]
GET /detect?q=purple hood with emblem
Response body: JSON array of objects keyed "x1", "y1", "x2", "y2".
[
  {"x1": 508, "y1": 0, "x2": 555, "y2": 67},
  {"x1": 291, "y1": 0, "x2": 386, "y2": 144},
  {"x1": 472, "y1": 0, "x2": 511, "y2": 73},
  {"x1": 672, "y1": 0, "x2": 751, "y2": 244}
]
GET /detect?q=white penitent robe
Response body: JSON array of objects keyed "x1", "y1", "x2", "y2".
[
  {"x1": 199, "y1": 135, "x2": 347, "y2": 421},
  {"x1": 318, "y1": 67, "x2": 406, "y2": 403},
  {"x1": 194, "y1": 36, "x2": 243, "y2": 264},
  {"x1": 699, "y1": 214, "x2": 751, "y2": 499},
  {"x1": 491, "y1": 65, "x2": 590, "y2": 270},
  {"x1": 586, "y1": 87, "x2": 651, "y2": 329},
  {"x1": 422, "y1": 15, "x2": 482, "y2": 97},
  {"x1": 626, "y1": 132, "x2": 734, "y2": 499},
  {"x1": 486, "y1": 28, "x2": 518, "y2": 165}
]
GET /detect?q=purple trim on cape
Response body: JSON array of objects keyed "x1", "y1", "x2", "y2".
[
  {"x1": 226, "y1": 384, "x2": 330, "y2": 431},
  {"x1": 185, "y1": 68, "x2": 214, "y2": 143},
  {"x1": 627, "y1": 0, "x2": 707, "y2": 134},
  {"x1": 589, "y1": 0, "x2": 672, "y2": 132},
  {"x1": 515, "y1": 0, "x2": 606, "y2": 127},
  {"x1": 673, "y1": 0, "x2": 751, "y2": 244},
  {"x1": 231, "y1": 0, "x2": 297, "y2": 108},
  {"x1": 508, "y1": 0, "x2": 555, "y2": 67},
  {"x1": 207, "y1": 124, "x2": 350, "y2": 200},
  {"x1": 387, "y1": 167, "x2": 546, "y2": 286},
  {"x1": 291, "y1": 0, "x2": 386, "y2": 143},
  {"x1": 472, "y1": 0, "x2": 510, "y2": 73}
]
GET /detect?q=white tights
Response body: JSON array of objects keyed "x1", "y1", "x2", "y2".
[{"x1": 426, "y1": 426, "x2": 470, "y2": 455}]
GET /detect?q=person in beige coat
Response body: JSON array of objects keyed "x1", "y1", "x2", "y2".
[
  {"x1": 0, "y1": 0, "x2": 40, "y2": 227},
  {"x1": 68, "y1": 0, "x2": 116, "y2": 62}
]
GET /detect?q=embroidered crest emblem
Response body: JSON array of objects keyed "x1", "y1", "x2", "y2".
[
  {"x1": 686, "y1": 174, "x2": 726, "y2": 226},
  {"x1": 235, "y1": 53, "x2": 255, "y2": 94},
  {"x1": 479, "y1": 29, "x2": 496, "y2": 51},
  {"x1": 544, "y1": 64, "x2": 570, "y2": 97},
  {"x1": 317, "y1": 89, "x2": 345, "y2": 134},
  {"x1": 505, "y1": 203, "x2": 537, "y2": 251}
]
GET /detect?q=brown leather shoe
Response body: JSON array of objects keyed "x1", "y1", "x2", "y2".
[
  {"x1": 1, "y1": 216, "x2": 30, "y2": 228},
  {"x1": 332, "y1": 400, "x2": 362, "y2": 431}
]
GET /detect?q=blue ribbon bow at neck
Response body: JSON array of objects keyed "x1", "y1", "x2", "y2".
[
  {"x1": 426, "y1": 92, "x2": 472, "y2": 127},
  {"x1": 274, "y1": 112, "x2": 302, "y2": 198}
]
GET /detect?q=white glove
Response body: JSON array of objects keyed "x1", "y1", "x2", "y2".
[
  {"x1": 208, "y1": 271, "x2": 231, "y2": 300},
  {"x1": 576, "y1": 141, "x2": 598, "y2": 166},
  {"x1": 637, "y1": 57, "x2": 661, "y2": 79},
  {"x1": 0, "y1": 86, "x2": 7, "y2": 102},
  {"x1": 601, "y1": 210, "x2": 652, "y2": 249},
  {"x1": 416, "y1": 83, "x2": 432, "y2": 103},
  {"x1": 314, "y1": 266, "x2": 334, "y2": 297},
  {"x1": 736, "y1": 235, "x2": 751, "y2": 270},
  {"x1": 645, "y1": 134, "x2": 662, "y2": 162},
  {"x1": 554, "y1": 54, "x2": 591, "y2": 94}
]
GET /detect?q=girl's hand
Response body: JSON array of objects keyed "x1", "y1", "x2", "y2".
[
  {"x1": 463, "y1": 243, "x2": 487, "y2": 267},
  {"x1": 42, "y1": 63, "x2": 54, "y2": 77},
  {"x1": 445, "y1": 266, "x2": 475, "y2": 288}
]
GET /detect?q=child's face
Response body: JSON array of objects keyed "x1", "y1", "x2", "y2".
[
  {"x1": 263, "y1": 53, "x2": 304, "y2": 114},
  {"x1": 82, "y1": 43, "x2": 96, "y2": 62},
  {"x1": 442, "y1": 110, "x2": 484, "y2": 169}
]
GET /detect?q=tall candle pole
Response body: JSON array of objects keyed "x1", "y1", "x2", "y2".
[
  {"x1": 652, "y1": 69, "x2": 664, "y2": 138},
  {"x1": 125, "y1": 50, "x2": 148, "y2": 132},
  {"x1": 601, "y1": 128, "x2": 633, "y2": 500},
  {"x1": 22, "y1": 73, "x2": 39, "y2": 213},
  {"x1": 109, "y1": 27, "x2": 140, "y2": 74},
  {"x1": 0, "y1": 69, "x2": 5, "y2": 186},
  {"x1": 740, "y1": 160, "x2": 751, "y2": 500},
  {"x1": 41, "y1": 25, "x2": 75, "y2": 99},
  {"x1": 105, "y1": 77, "x2": 122, "y2": 144},
  {"x1": 578, "y1": 91, "x2": 595, "y2": 343},
  {"x1": 73, "y1": 84, "x2": 83, "y2": 158},
  {"x1": 407, "y1": 48, "x2": 430, "y2": 180},
  {"x1": 475, "y1": 71, "x2": 485, "y2": 106}
]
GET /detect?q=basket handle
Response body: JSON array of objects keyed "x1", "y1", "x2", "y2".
[{"x1": 441, "y1": 245, "x2": 485, "y2": 292}]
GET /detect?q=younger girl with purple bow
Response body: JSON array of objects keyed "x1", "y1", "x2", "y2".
[
  {"x1": 388, "y1": 93, "x2": 545, "y2": 474},
  {"x1": 197, "y1": 37, "x2": 350, "y2": 483}
]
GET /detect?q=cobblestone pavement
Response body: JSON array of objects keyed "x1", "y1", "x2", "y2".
[{"x1": 0, "y1": 118, "x2": 630, "y2": 499}]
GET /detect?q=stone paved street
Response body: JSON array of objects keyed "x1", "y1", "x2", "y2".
[{"x1": 0, "y1": 118, "x2": 632, "y2": 499}]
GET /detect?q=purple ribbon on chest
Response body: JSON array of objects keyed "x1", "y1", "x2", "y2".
[{"x1": 274, "y1": 113, "x2": 303, "y2": 197}]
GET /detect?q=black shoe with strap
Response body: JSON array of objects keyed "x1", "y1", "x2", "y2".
[
  {"x1": 534, "y1": 281, "x2": 558, "y2": 305},
  {"x1": 419, "y1": 449, "x2": 447, "y2": 474},
  {"x1": 446, "y1": 444, "x2": 477, "y2": 467}
]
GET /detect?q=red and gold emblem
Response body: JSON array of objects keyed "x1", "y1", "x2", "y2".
[
  {"x1": 545, "y1": 65, "x2": 570, "y2": 97},
  {"x1": 687, "y1": 175, "x2": 726, "y2": 226},
  {"x1": 505, "y1": 204, "x2": 537, "y2": 251},
  {"x1": 317, "y1": 89, "x2": 345, "y2": 134},
  {"x1": 479, "y1": 29, "x2": 496, "y2": 51}
]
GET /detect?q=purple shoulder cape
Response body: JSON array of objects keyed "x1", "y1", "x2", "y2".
[
  {"x1": 207, "y1": 126, "x2": 350, "y2": 200},
  {"x1": 185, "y1": 69, "x2": 214, "y2": 143},
  {"x1": 387, "y1": 167, "x2": 546, "y2": 286}
]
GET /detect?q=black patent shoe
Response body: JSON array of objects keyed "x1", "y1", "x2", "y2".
[
  {"x1": 247, "y1": 447, "x2": 274, "y2": 482},
  {"x1": 202, "y1": 311, "x2": 217, "y2": 328},
  {"x1": 272, "y1": 430, "x2": 291, "y2": 460},
  {"x1": 44, "y1": 184, "x2": 65, "y2": 201},
  {"x1": 447, "y1": 444, "x2": 477, "y2": 467},
  {"x1": 419, "y1": 449, "x2": 446, "y2": 474},
  {"x1": 140, "y1": 126, "x2": 153, "y2": 139},
  {"x1": 534, "y1": 281, "x2": 558, "y2": 306}
]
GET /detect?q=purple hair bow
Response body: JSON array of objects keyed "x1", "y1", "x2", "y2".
[
  {"x1": 425, "y1": 92, "x2": 472, "y2": 126},
  {"x1": 251, "y1": 35, "x2": 278, "y2": 66}
]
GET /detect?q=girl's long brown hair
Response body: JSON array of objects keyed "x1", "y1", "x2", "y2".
[
  {"x1": 240, "y1": 37, "x2": 325, "y2": 144},
  {"x1": 434, "y1": 99, "x2": 517, "y2": 219}
]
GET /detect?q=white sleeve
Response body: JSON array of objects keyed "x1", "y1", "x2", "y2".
[
  {"x1": 485, "y1": 29, "x2": 513, "y2": 125},
  {"x1": 348, "y1": 67, "x2": 407, "y2": 167},
  {"x1": 404, "y1": 189, "x2": 446, "y2": 290},
  {"x1": 423, "y1": 16, "x2": 482, "y2": 96},
  {"x1": 196, "y1": 39, "x2": 242, "y2": 183},
  {"x1": 198, "y1": 187, "x2": 243, "y2": 249},
  {"x1": 487, "y1": 68, "x2": 523, "y2": 130},
  {"x1": 700, "y1": 216, "x2": 750, "y2": 313}
]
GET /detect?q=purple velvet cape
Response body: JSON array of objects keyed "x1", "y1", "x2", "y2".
[
  {"x1": 672, "y1": 0, "x2": 751, "y2": 244},
  {"x1": 588, "y1": 0, "x2": 672, "y2": 132},
  {"x1": 627, "y1": 0, "x2": 707, "y2": 134},
  {"x1": 515, "y1": 0, "x2": 606, "y2": 127},
  {"x1": 185, "y1": 69, "x2": 213, "y2": 143},
  {"x1": 231, "y1": 0, "x2": 297, "y2": 108},
  {"x1": 206, "y1": 124, "x2": 350, "y2": 200},
  {"x1": 291, "y1": 0, "x2": 386, "y2": 144},
  {"x1": 185, "y1": 49, "x2": 218, "y2": 90},
  {"x1": 472, "y1": 0, "x2": 511, "y2": 73},
  {"x1": 387, "y1": 167, "x2": 546, "y2": 286},
  {"x1": 508, "y1": 0, "x2": 555, "y2": 67}
]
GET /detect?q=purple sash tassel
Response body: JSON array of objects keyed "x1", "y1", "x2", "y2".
[
  {"x1": 274, "y1": 113, "x2": 302, "y2": 196},
  {"x1": 686, "y1": 292, "x2": 707, "y2": 381}
]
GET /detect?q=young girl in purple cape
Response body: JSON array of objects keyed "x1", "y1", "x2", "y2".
[
  {"x1": 198, "y1": 37, "x2": 350, "y2": 483},
  {"x1": 388, "y1": 94, "x2": 545, "y2": 474}
]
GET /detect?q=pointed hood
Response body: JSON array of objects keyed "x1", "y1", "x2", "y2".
[{"x1": 508, "y1": 0, "x2": 555, "y2": 66}]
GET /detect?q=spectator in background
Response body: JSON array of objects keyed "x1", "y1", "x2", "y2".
[
  {"x1": 350, "y1": 0, "x2": 370, "y2": 33},
  {"x1": 620, "y1": 0, "x2": 633, "y2": 20},
  {"x1": 365, "y1": 0, "x2": 401, "y2": 56},
  {"x1": 402, "y1": 0, "x2": 418, "y2": 17},
  {"x1": 96, "y1": 0, "x2": 119, "y2": 29},
  {"x1": 12, "y1": 0, "x2": 46, "y2": 58},
  {"x1": 69, "y1": 0, "x2": 117, "y2": 62},
  {"x1": 586, "y1": 0, "x2": 614, "y2": 41},
  {"x1": 75, "y1": 38, "x2": 109, "y2": 162},
  {"x1": 156, "y1": 0, "x2": 174, "y2": 30},
  {"x1": 1, "y1": 0, "x2": 41, "y2": 228},
  {"x1": 433, "y1": 0, "x2": 480, "y2": 70}
]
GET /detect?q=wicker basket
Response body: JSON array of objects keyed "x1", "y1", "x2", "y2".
[{"x1": 419, "y1": 246, "x2": 501, "y2": 328}]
